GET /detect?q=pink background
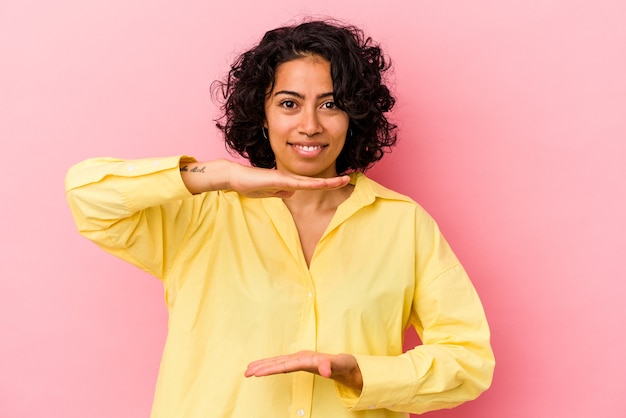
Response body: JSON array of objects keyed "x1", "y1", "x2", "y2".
[{"x1": 2, "y1": 1, "x2": 625, "y2": 417}]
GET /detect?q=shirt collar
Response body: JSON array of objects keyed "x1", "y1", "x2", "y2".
[{"x1": 348, "y1": 172, "x2": 415, "y2": 207}]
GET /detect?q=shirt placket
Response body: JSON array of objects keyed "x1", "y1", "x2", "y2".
[{"x1": 290, "y1": 266, "x2": 317, "y2": 418}]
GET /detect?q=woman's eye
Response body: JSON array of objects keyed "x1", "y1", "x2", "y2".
[
  {"x1": 322, "y1": 101, "x2": 336, "y2": 109},
  {"x1": 280, "y1": 100, "x2": 296, "y2": 109}
]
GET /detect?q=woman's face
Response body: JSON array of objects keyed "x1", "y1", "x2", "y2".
[{"x1": 264, "y1": 55, "x2": 349, "y2": 178}]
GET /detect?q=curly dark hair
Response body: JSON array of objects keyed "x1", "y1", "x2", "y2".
[{"x1": 213, "y1": 19, "x2": 397, "y2": 174}]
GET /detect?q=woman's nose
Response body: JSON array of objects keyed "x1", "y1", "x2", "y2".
[{"x1": 298, "y1": 109, "x2": 323, "y2": 137}]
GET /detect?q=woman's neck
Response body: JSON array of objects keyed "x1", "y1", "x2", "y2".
[{"x1": 282, "y1": 183, "x2": 354, "y2": 214}]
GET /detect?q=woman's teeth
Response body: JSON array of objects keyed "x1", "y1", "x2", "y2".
[{"x1": 294, "y1": 145, "x2": 324, "y2": 151}]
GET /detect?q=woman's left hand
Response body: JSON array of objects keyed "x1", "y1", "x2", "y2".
[{"x1": 245, "y1": 350, "x2": 363, "y2": 391}]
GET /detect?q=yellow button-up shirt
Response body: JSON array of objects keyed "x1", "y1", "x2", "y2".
[{"x1": 65, "y1": 156, "x2": 494, "y2": 418}]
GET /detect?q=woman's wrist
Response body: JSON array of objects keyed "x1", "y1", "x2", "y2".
[{"x1": 179, "y1": 158, "x2": 233, "y2": 194}]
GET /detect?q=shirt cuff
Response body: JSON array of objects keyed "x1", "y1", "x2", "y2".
[
  {"x1": 119, "y1": 156, "x2": 196, "y2": 211},
  {"x1": 335, "y1": 353, "x2": 430, "y2": 411}
]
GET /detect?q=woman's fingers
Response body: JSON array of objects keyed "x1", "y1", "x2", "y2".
[
  {"x1": 245, "y1": 351, "x2": 362, "y2": 390},
  {"x1": 229, "y1": 164, "x2": 350, "y2": 198}
]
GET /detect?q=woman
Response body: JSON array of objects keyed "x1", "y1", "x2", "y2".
[{"x1": 66, "y1": 20, "x2": 494, "y2": 418}]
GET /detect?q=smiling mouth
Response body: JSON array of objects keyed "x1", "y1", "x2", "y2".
[{"x1": 290, "y1": 143, "x2": 328, "y2": 152}]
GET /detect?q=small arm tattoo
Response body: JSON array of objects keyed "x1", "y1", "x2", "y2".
[{"x1": 180, "y1": 165, "x2": 206, "y2": 173}]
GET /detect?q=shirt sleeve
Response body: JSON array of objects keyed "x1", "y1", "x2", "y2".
[
  {"x1": 335, "y1": 208, "x2": 495, "y2": 414},
  {"x1": 65, "y1": 155, "x2": 203, "y2": 279}
]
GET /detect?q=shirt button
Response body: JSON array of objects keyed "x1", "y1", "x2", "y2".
[
  {"x1": 296, "y1": 409, "x2": 305, "y2": 416},
  {"x1": 152, "y1": 160, "x2": 160, "y2": 166},
  {"x1": 127, "y1": 165, "x2": 135, "y2": 172},
  {"x1": 307, "y1": 291, "x2": 313, "y2": 298}
]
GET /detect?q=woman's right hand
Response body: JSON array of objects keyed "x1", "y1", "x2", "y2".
[{"x1": 180, "y1": 159, "x2": 350, "y2": 198}]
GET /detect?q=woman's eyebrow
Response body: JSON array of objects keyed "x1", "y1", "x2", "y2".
[{"x1": 273, "y1": 90, "x2": 334, "y2": 99}]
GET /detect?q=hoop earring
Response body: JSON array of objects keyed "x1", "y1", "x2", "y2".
[{"x1": 262, "y1": 127, "x2": 269, "y2": 140}]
